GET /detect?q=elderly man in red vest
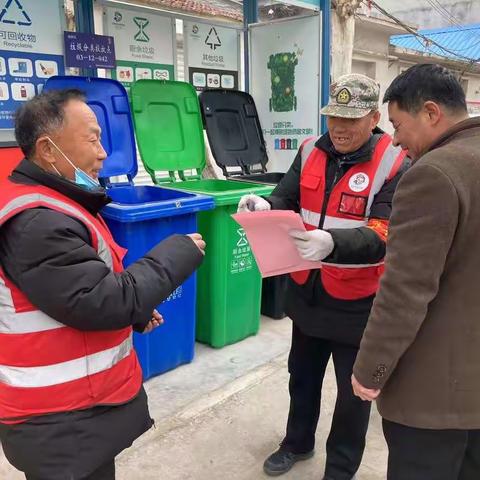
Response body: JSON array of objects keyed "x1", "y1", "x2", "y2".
[
  {"x1": 0, "y1": 89, "x2": 205, "y2": 480},
  {"x1": 238, "y1": 74, "x2": 408, "y2": 480}
]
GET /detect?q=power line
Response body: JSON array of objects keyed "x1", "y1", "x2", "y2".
[
  {"x1": 364, "y1": 0, "x2": 480, "y2": 65},
  {"x1": 363, "y1": 0, "x2": 480, "y2": 78},
  {"x1": 421, "y1": 0, "x2": 480, "y2": 55},
  {"x1": 426, "y1": 0, "x2": 463, "y2": 27},
  {"x1": 429, "y1": 0, "x2": 466, "y2": 27},
  {"x1": 423, "y1": 0, "x2": 480, "y2": 45}
]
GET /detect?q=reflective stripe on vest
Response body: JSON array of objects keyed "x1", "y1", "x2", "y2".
[
  {"x1": 0, "y1": 305, "x2": 64, "y2": 334},
  {"x1": 300, "y1": 137, "x2": 317, "y2": 170},
  {"x1": 0, "y1": 182, "x2": 141, "y2": 421},
  {"x1": 299, "y1": 134, "x2": 403, "y2": 230},
  {"x1": 322, "y1": 215, "x2": 366, "y2": 230},
  {"x1": 0, "y1": 192, "x2": 113, "y2": 269},
  {"x1": 0, "y1": 335, "x2": 133, "y2": 388},
  {"x1": 299, "y1": 211, "x2": 367, "y2": 230}
]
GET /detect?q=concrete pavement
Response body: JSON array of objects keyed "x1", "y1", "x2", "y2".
[{"x1": 0, "y1": 317, "x2": 388, "y2": 479}]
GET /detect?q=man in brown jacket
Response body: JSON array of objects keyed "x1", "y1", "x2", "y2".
[{"x1": 352, "y1": 63, "x2": 480, "y2": 479}]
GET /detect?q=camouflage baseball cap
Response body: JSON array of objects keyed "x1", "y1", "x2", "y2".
[{"x1": 320, "y1": 73, "x2": 380, "y2": 119}]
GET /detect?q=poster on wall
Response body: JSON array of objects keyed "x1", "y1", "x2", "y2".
[
  {"x1": 250, "y1": 15, "x2": 321, "y2": 173},
  {"x1": 0, "y1": 0, "x2": 65, "y2": 131},
  {"x1": 184, "y1": 21, "x2": 240, "y2": 92},
  {"x1": 104, "y1": 5, "x2": 175, "y2": 89}
]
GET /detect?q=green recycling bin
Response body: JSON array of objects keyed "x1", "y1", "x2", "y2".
[{"x1": 130, "y1": 80, "x2": 273, "y2": 347}]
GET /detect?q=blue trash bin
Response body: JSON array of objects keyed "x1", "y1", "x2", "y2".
[
  {"x1": 44, "y1": 76, "x2": 215, "y2": 379},
  {"x1": 102, "y1": 185, "x2": 213, "y2": 379}
]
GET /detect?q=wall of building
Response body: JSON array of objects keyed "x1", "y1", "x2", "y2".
[
  {"x1": 465, "y1": 73, "x2": 480, "y2": 116},
  {"x1": 351, "y1": 55, "x2": 396, "y2": 132},
  {"x1": 352, "y1": 18, "x2": 400, "y2": 132},
  {"x1": 465, "y1": 73, "x2": 480, "y2": 102},
  {"x1": 378, "y1": 0, "x2": 480, "y2": 29},
  {"x1": 352, "y1": 15, "x2": 480, "y2": 129}
]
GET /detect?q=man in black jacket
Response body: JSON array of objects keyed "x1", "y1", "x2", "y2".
[
  {"x1": 0, "y1": 89, "x2": 205, "y2": 480},
  {"x1": 238, "y1": 74, "x2": 408, "y2": 480}
]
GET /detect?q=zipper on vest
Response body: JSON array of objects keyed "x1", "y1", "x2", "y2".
[{"x1": 319, "y1": 157, "x2": 345, "y2": 228}]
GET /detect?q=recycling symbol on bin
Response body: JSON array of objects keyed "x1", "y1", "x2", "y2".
[
  {"x1": 205, "y1": 27, "x2": 221, "y2": 51},
  {"x1": 134, "y1": 17, "x2": 150, "y2": 42},
  {"x1": 0, "y1": 0, "x2": 32, "y2": 26},
  {"x1": 236, "y1": 228, "x2": 248, "y2": 247}
]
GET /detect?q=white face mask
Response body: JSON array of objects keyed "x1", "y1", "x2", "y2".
[{"x1": 47, "y1": 137, "x2": 100, "y2": 190}]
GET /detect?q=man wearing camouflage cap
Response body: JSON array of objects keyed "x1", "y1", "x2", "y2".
[{"x1": 238, "y1": 74, "x2": 408, "y2": 480}]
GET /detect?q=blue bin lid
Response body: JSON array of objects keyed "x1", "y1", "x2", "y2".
[
  {"x1": 43, "y1": 76, "x2": 137, "y2": 183},
  {"x1": 101, "y1": 185, "x2": 215, "y2": 223}
]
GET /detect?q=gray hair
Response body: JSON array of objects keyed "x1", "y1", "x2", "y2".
[{"x1": 14, "y1": 89, "x2": 86, "y2": 159}]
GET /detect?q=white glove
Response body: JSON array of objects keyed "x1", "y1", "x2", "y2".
[
  {"x1": 237, "y1": 194, "x2": 271, "y2": 213},
  {"x1": 289, "y1": 229, "x2": 334, "y2": 261}
]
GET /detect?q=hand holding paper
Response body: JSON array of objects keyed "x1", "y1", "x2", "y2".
[
  {"x1": 237, "y1": 194, "x2": 271, "y2": 213},
  {"x1": 232, "y1": 210, "x2": 324, "y2": 278},
  {"x1": 289, "y1": 229, "x2": 334, "y2": 261}
]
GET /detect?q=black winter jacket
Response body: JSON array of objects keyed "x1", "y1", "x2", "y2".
[
  {"x1": 268, "y1": 129, "x2": 409, "y2": 345},
  {"x1": 0, "y1": 159, "x2": 204, "y2": 479}
]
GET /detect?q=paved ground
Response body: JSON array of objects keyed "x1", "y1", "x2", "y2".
[{"x1": 0, "y1": 317, "x2": 388, "y2": 479}]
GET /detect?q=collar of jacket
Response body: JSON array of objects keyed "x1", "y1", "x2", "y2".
[
  {"x1": 10, "y1": 158, "x2": 111, "y2": 216},
  {"x1": 426, "y1": 116, "x2": 480, "y2": 155},
  {"x1": 315, "y1": 126, "x2": 385, "y2": 165}
]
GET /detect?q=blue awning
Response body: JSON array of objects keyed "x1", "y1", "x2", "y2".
[{"x1": 391, "y1": 23, "x2": 480, "y2": 62}]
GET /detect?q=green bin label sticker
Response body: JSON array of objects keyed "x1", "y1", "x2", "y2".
[{"x1": 231, "y1": 228, "x2": 254, "y2": 275}]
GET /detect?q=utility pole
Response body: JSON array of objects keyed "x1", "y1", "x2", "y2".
[{"x1": 331, "y1": 0, "x2": 362, "y2": 81}]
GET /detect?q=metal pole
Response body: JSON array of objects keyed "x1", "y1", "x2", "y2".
[
  {"x1": 243, "y1": 0, "x2": 258, "y2": 93},
  {"x1": 320, "y1": 0, "x2": 331, "y2": 134},
  {"x1": 74, "y1": 0, "x2": 96, "y2": 77}
]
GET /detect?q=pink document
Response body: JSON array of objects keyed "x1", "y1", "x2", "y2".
[{"x1": 232, "y1": 210, "x2": 323, "y2": 278}]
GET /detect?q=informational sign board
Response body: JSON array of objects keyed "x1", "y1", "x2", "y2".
[
  {"x1": 0, "y1": 0, "x2": 65, "y2": 131},
  {"x1": 250, "y1": 15, "x2": 321, "y2": 172},
  {"x1": 104, "y1": 5, "x2": 175, "y2": 88},
  {"x1": 184, "y1": 21, "x2": 240, "y2": 92},
  {"x1": 64, "y1": 31, "x2": 116, "y2": 69}
]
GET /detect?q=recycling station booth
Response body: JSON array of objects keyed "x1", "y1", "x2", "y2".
[
  {"x1": 198, "y1": 88, "x2": 288, "y2": 319},
  {"x1": 44, "y1": 75, "x2": 215, "y2": 380},
  {"x1": 0, "y1": 0, "x2": 331, "y2": 359},
  {"x1": 129, "y1": 79, "x2": 274, "y2": 347}
]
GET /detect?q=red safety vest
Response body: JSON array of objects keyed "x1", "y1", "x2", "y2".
[
  {"x1": 290, "y1": 134, "x2": 406, "y2": 300},
  {"x1": 0, "y1": 180, "x2": 143, "y2": 423}
]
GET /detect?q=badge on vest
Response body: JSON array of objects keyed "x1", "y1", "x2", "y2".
[
  {"x1": 348, "y1": 172, "x2": 370, "y2": 192},
  {"x1": 339, "y1": 193, "x2": 367, "y2": 217}
]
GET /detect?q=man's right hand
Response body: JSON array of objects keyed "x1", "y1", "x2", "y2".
[
  {"x1": 142, "y1": 309, "x2": 164, "y2": 334},
  {"x1": 237, "y1": 194, "x2": 271, "y2": 213},
  {"x1": 187, "y1": 233, "x2": 206, "y2": 255}
]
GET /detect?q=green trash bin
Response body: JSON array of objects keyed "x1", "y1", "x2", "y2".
[{"x1": 130, "y1": 80, "x2": 273, "y2": 347}]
